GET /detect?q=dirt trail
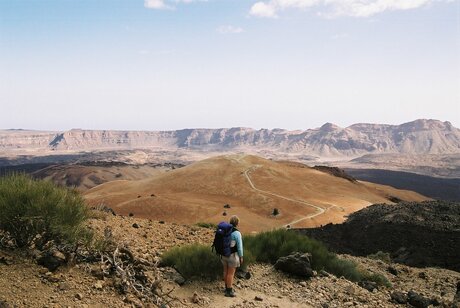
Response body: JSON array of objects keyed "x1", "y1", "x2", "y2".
[{"x1": 243, "y1": 166, "x2": 326, "y2": 227}]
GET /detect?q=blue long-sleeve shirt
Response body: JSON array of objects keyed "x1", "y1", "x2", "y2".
[{"x1": 231, "y1": 230, "x2": 243, "y2": 257}]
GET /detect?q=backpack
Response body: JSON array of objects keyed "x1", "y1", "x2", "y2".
[{"x1": 212, "y1": 222, "x2": 238, "y2": 257}]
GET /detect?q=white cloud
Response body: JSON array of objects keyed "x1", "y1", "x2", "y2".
[
  {"x1": 216, "y1": 25, "x2": 244, "y2": 34},
  {"x1": 249, "y1": 0, "x2": 449, "y2": 18},
  {"x1": 144, "y1": 0, "x2": 172, "y2": 9},
  {"x1": 144, "y1": 0, "x2": 206, "y2": 9},
  {"x1": 250, "y1": 2, "x2": 278, "y2": 18}
]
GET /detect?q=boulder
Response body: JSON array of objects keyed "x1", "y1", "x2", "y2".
[
  {"x1": 390, "y1": 291, "x2": 407, "y2": 304},
  {"x1": 387, "y1": 266, "x2": 399, "y2": 276},
  {"x1": 358, "y1": 281, "x2": 378, "y2": 292},
  {"x1": 37, "y1": 249, "x2": 66, "y2": 271},
  {"x1": 162, "y1": 267, "x2": 186, "y2": 285},
  {"x1": 407, "y1": 290, "x2": 431, "y2": 308},
  {"x1": 274, "y1": 252, "x2": 313, "y2": 278},
  {"x1": 236, "y1": 268, "x2": 251, "y2": 279}
]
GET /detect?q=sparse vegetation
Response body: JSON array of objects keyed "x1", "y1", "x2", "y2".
[
  {"x1": 195, "y1": 222, "x2": 217, "y2": 229},
  {"x1": 0, "y1": 173, "x2": 92, "y2": 248},
  {"x1": 161, "y1": 245, "x2": 222, "y2": 279},
  {"x1": 161, "y1": 229, "x2": 390, "y2": 286},
  {"x1": 368, "y1": 251, "x2": 392, "y2": 263},
  {"x1": 363, "y1": 272, "x2": 392, "y2": 288}
]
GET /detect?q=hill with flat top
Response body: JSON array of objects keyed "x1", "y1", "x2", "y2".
[{"x1": 84, "y1": 155, "x2": 428, "y2": 232}]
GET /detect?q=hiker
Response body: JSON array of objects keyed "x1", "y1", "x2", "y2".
[{"x1": 221, "y1": 215, "x2": 243, "y2": 297}]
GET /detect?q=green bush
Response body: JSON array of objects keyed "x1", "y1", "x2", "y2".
[
  {"x1": 0, "y1": 174, "x2": 92, "y2": 248},
  {"x1": 161, "y1": 245, "x2": 222, "y2": 280},
  {"x1": 243, "y1": 229, "x2": 331, "y2": 268},
  {"x1": 244, "y1": 229, "x2": 388, "y2": 285}
]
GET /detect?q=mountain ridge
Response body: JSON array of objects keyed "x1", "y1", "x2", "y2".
[{"x1": 1, "y1": 119, "x2": 458, "y2": 157}]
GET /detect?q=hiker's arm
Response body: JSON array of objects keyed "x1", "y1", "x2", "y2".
[{"x1": 235, "y1": 231, "x2": 243, "y2": 258}]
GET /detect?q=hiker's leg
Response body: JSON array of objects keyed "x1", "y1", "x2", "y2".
[
  {"x1": 222, "y1": 263, "x2": 228, "y2": 287},
  {"x1": 226, "y1": 266, "x2": 236, "y2": 289},
  {"x1": 222, "y1": 257, "x2": 229, "y2": 288}
]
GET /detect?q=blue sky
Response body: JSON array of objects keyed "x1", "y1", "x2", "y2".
[{"x1": 0, "y1": 0, "x2": 459, "y2": 130}]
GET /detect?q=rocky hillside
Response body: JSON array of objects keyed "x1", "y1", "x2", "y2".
[
  {"x1": 298, "y1": 201, "x2": 460, "y2": 272},
  {"x1": 1, "y1": 119, "x2": 459, "y2": 157},
  {"x1": 1, "y1": 213, "x2": 459, "y2": 307}
]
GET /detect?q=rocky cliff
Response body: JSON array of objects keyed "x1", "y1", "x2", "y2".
[{"x1": 1, "y1": 119, "x2": 459, "y2": 157}]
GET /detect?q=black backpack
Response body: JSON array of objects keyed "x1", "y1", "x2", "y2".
[{"x1": 212, "y1": 222, "x2": 238, "y2": 257}]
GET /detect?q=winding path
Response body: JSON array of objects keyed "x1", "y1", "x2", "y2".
[{"x1": 243, "y1": 166, "x2": 326, "y2": 228}]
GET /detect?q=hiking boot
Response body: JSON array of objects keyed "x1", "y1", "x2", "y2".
[{"x1": 225, "y1": 288, "x2": 236, "y2": 297}]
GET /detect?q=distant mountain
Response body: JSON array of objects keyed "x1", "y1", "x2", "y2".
[{"x1": 1, "y1": 119, "x2": 459, "y2": 157}]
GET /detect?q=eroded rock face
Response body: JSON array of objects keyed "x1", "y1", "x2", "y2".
[
  {"x1": 274, "y1": 252, "x2": 313, "y2": 278},
  {"x1": 2, "y1": 119, "x2": 459, "y2": 156}
]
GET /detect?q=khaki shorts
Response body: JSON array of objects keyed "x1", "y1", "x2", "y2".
[{"x1": 221, "y1": 253, "x2": 240, "y2": 268}]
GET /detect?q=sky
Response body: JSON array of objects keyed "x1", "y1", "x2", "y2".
[{"x1": 0, "y1": 0, "x2": 459, "y2": 131}]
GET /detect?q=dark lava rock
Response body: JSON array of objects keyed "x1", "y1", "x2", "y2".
[
  {"x1": 296, "y1": 201, "x2": 460, "y2": 271},
  {"x1": 236, "y1": 268, "x2": 251, "y2": 279},
  {"x1": 390, "y1": 291, "x2": 407, "y2": 304},
  {"x1": 313, "y1": 166, "x2": 356, "y2": 183},
  {"x1": 224, "y1": 204, "x2": 231, "y2": 208},
  {"x1": 430, "y1": 298, "x2": 441, "y2": 306},
  {"x1": 274, "y1": 252, "x2": 313, "y2": 278},
  {"x1": 0, "y1": 254, "x2": 13, "y2": 265},
  {"x1": 128, "y1": 213, "x2": 134, "y2": 217},
  {"x1": 132, "y1": 223, "x2": 140, "y2": 229},
  {"x1": 162, "y1": 267, "x2": 186, "y2": 286},
  {"x1": 387, "y1": 266, "x2": 399, "y2": 276},
  {"x1": 418, "y1": 272, "x2": 428, "y2": 279},
  {"x1": 0, "y1": 300, "x2": 10, "y2": 308},
  {"x1": 407, "y1": 290, "x2": 431, "y2": 308},
  {"x1": 37, "y1": 250, "x2": 66, "y2": 271},
  {"x1": 358, "y1": 281, "x2": 377, "y2": 292}
]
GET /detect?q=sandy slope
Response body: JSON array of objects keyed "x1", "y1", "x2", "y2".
[{"x1": 84, "y1": 155, "x2": 427, "y2": 232}]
